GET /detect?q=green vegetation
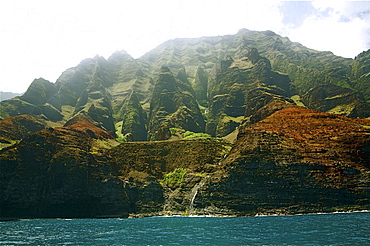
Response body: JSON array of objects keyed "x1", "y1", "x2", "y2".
[
  {"x1": 182, "y1": 131, "x2": 211, "y2": 139},
  {"x1": 89, "y1": 139, "x2": 121, "y2": 154},
  {"x1": 116, "y1": 137, "x2": 126, "y2": 143},
  {"x1": 169, "y1": 128, "x2": 179, "y2": 135},
  {"x1": 352, "y1": 50, "x2": 370, "y2": 103},
  {"x1": 327, "y1": 104, "x2": 354, "y2": 116},
  {"x1": 3, "y1": 30, "x2": 368, "y2": 141},
  {"x1": 119, "y1": 91, "x2": 148, "y2": 141},
  {"x1": 21, "y1": 78, "x2": 57, "y2": 106},
  {"x1": 160, "y1": 168, "x2": 187, "y2": 189},
  {"x1": 115, "y1": 121, "x2": 124, "y2": 138},
  {"x1": 89, "y1": 146, "x2": 99, "y2": 154},
  {"x1": 148, "y1": 67, "x2": 206, "y2": 141},
  {"x1": 60, "y1": 105, "x2": 75, "y2": 120},
  {"x1": 290, "y1": 95, "x2": 306, "y2": 107},
  {"x1": 0, "y1": 140, "x2": 19, "y2": 150},
  {"x1": 0, "y1": 98, "x2": 37, "y2": 119},
  {"x1": 221, "y1": 115, "x2": 244, "y2": 123}
]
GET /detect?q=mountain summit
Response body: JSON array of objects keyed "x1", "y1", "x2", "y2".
[
  {"x1": 1, "y1": 29, "x2": 369, "y2": 138},
  {"x1": 1, "y1": 30, "x2": 370, "y2": 219}
]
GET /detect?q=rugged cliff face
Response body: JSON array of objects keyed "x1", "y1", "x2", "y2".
[
  {"x1": 1, "y1": 30, "x2": 369, "y2": 142},
  {"x1": 192, "y1": 102, "x2": 370, "y2": 215},
  {"x1": 1, "y1": 30, "x2": 370, "y2": 219},
  {"x1": 206, "y1": 49, "x2": 292, "y2": 137},
  {"x1": 0, "y1": 116, "x2": 231, "y2": 218},
  {"x1": 108, "y1": 138, "x2": 231, "y2": 215},
  {"x1": 117, "y1": 91, "x2": 147, "y2": 141},
  {"x1": 0, "y1": 115, "x2": 128, "y2": 219},
  {"x1": 352, "y1": 50, "x2": 370, "y2": 103},
  {"x1": 301, "y1": 84, "x2": 370, "y2": 118},
  {"x1": 147, "y1": 66, "x2": 205, "y2": 140},
  {"x1": 1, "y1": 102, "x2": 370, "y2": 219}
]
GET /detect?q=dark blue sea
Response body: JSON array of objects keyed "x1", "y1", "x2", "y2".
[{"x1": 1, "y1": 211, "x2": 369, "y2": 245}]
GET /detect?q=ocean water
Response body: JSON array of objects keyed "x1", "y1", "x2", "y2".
[{"x1": 1, "y1": 212, "x2": 369, "y2": 245}]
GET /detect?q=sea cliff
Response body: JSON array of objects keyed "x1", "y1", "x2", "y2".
[{"x1": 1, "y1": 30, "x2": 370, "y2": 219}]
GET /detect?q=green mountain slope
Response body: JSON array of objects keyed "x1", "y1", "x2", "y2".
[
  {"x1": 0, "y1": 29, "x2": 369, "y2": 141},
  {"x1": 1, "y1": 29, "x2": 370, "y2": 219}
]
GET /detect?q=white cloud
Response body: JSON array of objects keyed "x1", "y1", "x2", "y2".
[
  {"x1": 1, "y1": 0, "x2": 253, "y2": 92},
  {"x1": 0, "y1": 0, "x2": 369, "y2": 93},
  {"x1": 281, "y1": 0, "x2": 370, "y2": 58},
  {"x1": 245, "y1": 1, "x2": 284, "y2": 31}
]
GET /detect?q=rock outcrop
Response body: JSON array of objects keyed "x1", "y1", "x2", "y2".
[
  {"x1": 1, "y1": 30, "x2": 369, "y2": 138},
  {"x1": 118, "y1": 91, "x2": 147, "y2": 141},
  {"x1": 1, "y1": 102, "x2": 370, "y2": 219},
  {"x1": 206, "y1": 49, "x2": 292, "y2": 137},
  {"x1": 147, "y1": 66, "x2": 205, "y2": 141},
  {"x1": 0, "y1": 117, "x2": 127, "y2": 219},
  {"x1": 193, "y1": 102, "x2": 370, "y2": 215},
  {"x1": 352, "y1": 49, "x2": 370, "y2": 103},
  {"x1": 108, "y1": 138, "x2": 231, "y2": 215},
  {"x1": 1, "y1": 30, "x2": 370, "y2": 219},
  {"x1": 301, "y1": 84, "x2": 370, "y2": 118},
  {"x1": 0, "y1": 115, "x2": 231, "y2": 219},
  {"x1": 21, "y1": 78, "x2": 58, "y2": 106},
  {"x1": 192, "y1": 66, "x2": 208, "y2": 107}
]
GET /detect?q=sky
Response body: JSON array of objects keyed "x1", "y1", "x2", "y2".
[{"x1": 1, "y1": 0, "x2": 369, "y2": 93}]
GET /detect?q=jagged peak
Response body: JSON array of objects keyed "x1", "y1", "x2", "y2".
[
  {"x1": 71, "y1": 57, "x2": 101, "y2": 72},
  {"x1": 236, "y1": 28, "x2": 250, "y2": 35},
  {"x1": 154, "y1": 66, "x2": 177, "y2": 90},
  {"x1": 21, "y1": 78, "x2": 57, "y2": 105},
  {"x1": 26, "y1": 77, "x2": 53, "y2": 87},
  {"x1": 94, "y1": 55, "x2": 108, "y2": 66},
  {"x1": 355, "y1": 49, "x2": 370, "y2": 59},
  {"x1": 107, "y1": 50, "x2": 134, "y2": 61},
  {"x1": 22, "y1": 78, "x2": 55, "y2": 94},
  {"x1": 262, "y1": 30, "x2": 277, "y2": 36}
]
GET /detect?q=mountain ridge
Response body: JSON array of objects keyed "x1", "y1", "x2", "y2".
[
  {"x1": 1, "y1": 29, "x2": 369, "y2": 138},
  {"x1": 1, "y1": 29, "x2": 370, "y2": 219}
]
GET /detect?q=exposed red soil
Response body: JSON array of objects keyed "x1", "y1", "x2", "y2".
[
  {"x1": 250, "y1": 103, "x2": 370, "y2": 167},
  {"x1": 0, "y1": 114, "x2": 44, "y2": 141},
  {"x1": 56, "y1": 119, "x2": 115, "y2": 140}
]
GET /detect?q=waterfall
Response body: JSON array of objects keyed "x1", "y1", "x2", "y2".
[
  {"x1": 189, "y1": 190, "x2": 198, "y2": 210},
  {"x1": 188, "y1": 176, "x2": 209, "y2": 215}
]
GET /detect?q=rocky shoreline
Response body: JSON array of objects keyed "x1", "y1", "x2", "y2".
[
  {"x1": 2, "y1": 209, "x2": 369, "y2": 221},
  {"x1": 1, "y1": 101, "x2": 370, "y2": 220}
]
